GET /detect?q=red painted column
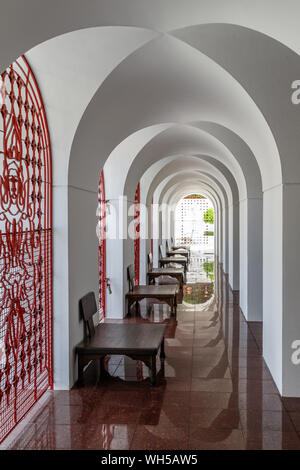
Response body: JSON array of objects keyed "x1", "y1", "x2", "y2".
[
  {"x1": 151, "y1": 197, "x2": 153, "y2": 257},
  {"x1": 134, "y1": 183, "x2": 140, "y2": 286},
  {"x1": 98, "y1": 170, "x2": 106, "y2": 321}
]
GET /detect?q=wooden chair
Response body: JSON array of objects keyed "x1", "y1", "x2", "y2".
[{"x1": 75, "y1": 292, "x2": 167, "y2": 386}]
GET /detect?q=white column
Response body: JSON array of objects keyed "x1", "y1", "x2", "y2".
[{"x1": 239, "y1": 197, "x2": 263, "y2": 321}]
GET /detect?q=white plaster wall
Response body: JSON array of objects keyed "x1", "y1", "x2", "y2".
[
  {"x1": 52, "y1": 186, "x2": 69, "y2": 389},
  {"x1": 282, "y1": 184, "x2": 300, "y2": 396},
  {"x1": 263, "y1": 185, "x2": 283, "y2": 394},
  {"x1": 239, "y1": 197, "x2": 263, "y2": 322},
  {"x1": 239, "y1": 199, "x2": 248, "y2": 318},
  {"x1": 228, "y1": 203, "x2": 239, "y2": 290},
  {"x1": 247, "y1": 198, "x2": 263, "y2": 321}
]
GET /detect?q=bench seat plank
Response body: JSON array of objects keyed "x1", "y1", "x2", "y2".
[{"x1": 76, "y1": 323, "x2": 166, "y2": 354}]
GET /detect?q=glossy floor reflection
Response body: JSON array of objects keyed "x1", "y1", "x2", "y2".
[{"x1": 7, "y1": 253, "x2": 300, "y2": 450}]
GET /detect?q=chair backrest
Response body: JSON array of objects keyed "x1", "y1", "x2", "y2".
[
  {"x1": 148, "y1": 252, "x2": 153, "y2": 270},
  {"x1": 159, "y1": 244, "x2": 164, "y2": 259},
  {"x1": 167, "y1": 239, "x2": 171, "y2": 252},
  {"x1": 127, "y1": 264, "x2": 135, "y2": 291},
  {"x1": 171, "y1": 236, "x2": 174, "y2": 245},
  {"x1": 79, "y1": 292, "x2": 97, "y2": 338}
]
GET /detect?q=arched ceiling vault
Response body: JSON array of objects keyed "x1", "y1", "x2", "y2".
[
  {"x1": 155, "y1": 172, "x2": 227, "y2": 213},
  {"x1": 145, "y1": 159, "x2": 235, "y2": 208},
  {"x1": 3, "y1": 4, "x2": 300, "y2": 197},
  {"x1": 2, "y1": 0, "x2": 300, "y2": 70},
  {"x1": 70, "y1": 31, "x2": 281, "y2": 192},
  {"x1": 123, "y1": 125, "x2": 246, "y2": 202}
]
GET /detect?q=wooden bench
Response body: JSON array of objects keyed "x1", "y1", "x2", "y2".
[
  {"x1": 160, "y1": 243, "x2": 189, "y2": 265},
  {"x1": 167, "y1": 239, "x2": 189, "y2": 255},
  {"x1": 169, "y1": 237, "x2": 190, "y2": 252},
  {"x1": 147, "y1": 268, "x2": 184, "y2": 289},
  {"x1": 159, "y1": 256, "x2": 188, "y2": 273},
  {"x1": 75, "y1": 292, "x2": 166, "y2": 386},
  {"x1": 125, "y1": 264, "x2": 178, "y2": 316},
  {"x1": 147, "y1": 252, "x2": 184, "y2": 289}
]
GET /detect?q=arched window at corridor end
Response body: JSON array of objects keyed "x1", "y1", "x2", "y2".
[
  {"x1": 175, "y1": 194, "x2": 214, "y2": 250},
  {"x1": 0, "y1": 56, "x2": 52, "y2": 442}
]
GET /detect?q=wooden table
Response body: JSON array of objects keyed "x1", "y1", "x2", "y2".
[
  {"x1": 126, "y1": 285, "x2": 178, "y2": 316},
  {"x1": 159, "y1": 257, "x2": 188, "y2": 273},
  {"x1": 147, "y1": 268, "x2": 185, "y2": 289},
  {"x1": 167, "y1": 250, "x2": 189, "y2": 261},
  {"x1": 76, "y1": 323, "x2": 166, "y2": 386}
]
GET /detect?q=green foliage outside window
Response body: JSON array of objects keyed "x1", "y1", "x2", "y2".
[
  {"x1": 203, "y1": 261, "x2": 214, "y2": 281},
  {"x1": 203, "y1": 207, "x2": 214, "y2": 224}
]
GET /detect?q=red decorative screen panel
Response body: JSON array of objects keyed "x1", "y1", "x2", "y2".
[
  {"x1": 0, "y1": 56, "x2": 52, "y2": 442},
  {"x1": 98, "y1": 170, "x2": 106, "y2": 321},
  {"x1": 134, "y1": 183, "x2": 140, "y2": 286}
]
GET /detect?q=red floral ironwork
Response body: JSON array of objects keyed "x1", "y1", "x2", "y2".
[
  {"x1": 134, "y1": 183, "x2": 140, "y2": 286},
  {"x1": 0, "y1": 56, "x2": 52, "y2": 442},
  {"x1": 98, "y1": 170, "x2": 106, "y2": 321}
]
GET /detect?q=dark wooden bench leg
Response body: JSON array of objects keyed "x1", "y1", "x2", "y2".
[
  {"x1": 150, "y1": 354, "x2": 157, "y2": 386},
  {"x1": 170, "y1": 296, "x2": 177, "y2": 316},
  {"x1": 160, "y1": 337, "x2": 166, "y2": 359},
  {"x1": 99, "y1": 355, "x2": 109, "y2": 378},
  {"x1": 127, "y1": 298, "x2": 134, "y2": 316},
  {"x1": 170, "y1": 297, "x2": 174, "y2": 316},
  {"x1": 78, "y1": 355, "x2": 85, "y2": 386}
]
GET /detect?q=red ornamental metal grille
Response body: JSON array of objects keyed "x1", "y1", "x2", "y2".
[
  {"x1": 134, "y1": 183, "x2": 140, "y2": 286},
  {"x1": 98, "y1": 170, "x2": 106, "y2": 321},
  {"x1": 0, "y1": 56, "x2": 52, "y2": 442}
]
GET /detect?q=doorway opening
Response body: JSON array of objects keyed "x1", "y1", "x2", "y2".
[{"x1": 175, "y1": 194, "x2": 215, "y2": 306}]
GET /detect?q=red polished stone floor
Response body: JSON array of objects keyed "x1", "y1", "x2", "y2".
[{"x1": 5, "y1": 257, "x2": 300, "y2": 450}]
